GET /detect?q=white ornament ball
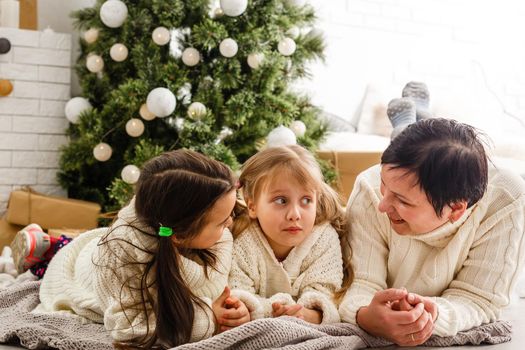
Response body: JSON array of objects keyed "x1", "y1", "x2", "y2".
[
  {"x1": 286, "y1": 0, "x2": 306, "y2": 7},
  {"x1": 174, "y1": 117, "x2": 185, "y2": 131},
  {"x1": 65, "y1": 97, "x2": 92, "y2": 124},
  {"x1": 100, "y1": 0, "x2": 128, "y2": 28},
  {"x1": 247, "y1": 52, "x2": 264, "y2": 69},
  {"x1": 93, "y1": 142, "x2": 112, "y2": 162},
  {"x1": 267, "y1": 126, "x2": 297, "y2": 148},
  {"x1": 220, "y1": 0, "x2": 248, "y2": 17},
  {"x1": 86, "y1": 54, "x2": 104, "y2": 73},
  {"x1": 84, "y1": 28, "x2": 99, "y2": 44},
  {"x1": 139, "y1": 103, "x2": 156, "y2": 121},
  {"x1": 125, "y1": 118, "x2": 145, "y2": 137},
  {"x1": 289, "y1": 120, "x2": 306, "y2": 137},
  {"x1": 278, "y1": 37, "x2": 296, "y2": 56},
  {"x1": 110, "y1": 43, "x2": 128, "y2": 62},
  {"x1": 121, "y1": 165, "x2": 140, "y2": 184},
  {"x1": 219, "y1": 38, "x2": 238, "y2": 58},
  {"x1": 286, "y1": 26, "x2": 300, "y2": 39},
  {"x1": 187, "y1": 102, "x2": 207, "y2": 119},
  {"x1": 152, "y1": 26, "x2": 171, "y2": 46},
  {"x1": 182, "y1": 47, "x2": 200, "y2": 66},
  {"x1": 146, "y1": 87, "x2": 176, "y2": 118}
]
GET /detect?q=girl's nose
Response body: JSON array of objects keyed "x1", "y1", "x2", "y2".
[{"x1": 286, "y1": 204, "x2": 301, "y2": 221}]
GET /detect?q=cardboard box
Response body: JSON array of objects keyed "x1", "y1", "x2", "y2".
[
  {"x1": 318, "y1": 151, "x2": 383, "y2": 202},
  {"x1": 0, "y1": 217, "x2": 23, "y2": 250},
  {"x1": 19, "y1": 0, "x2": 37, "y2": 30},
  {"x1": 5, "y1": 188, "x2": 101, "y2": 230}
]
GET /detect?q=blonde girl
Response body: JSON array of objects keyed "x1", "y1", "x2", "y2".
[
  {"x1": 219, "y1": 145, "x2": 353, "y2": 330},
  {"x1": 34, "y1": 150, "x2": 238, "y2": 349}
]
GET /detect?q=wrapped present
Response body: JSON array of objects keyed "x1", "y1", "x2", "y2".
[
  {"x1": 0, "y1": 217, "x2": 23, "y2": 249},
  {"x1": 317, "y1": 151, "x2": 383, "y2": 202},
  {"x1": 5, "y1": 188, "x2": 101, "y2": 230}
]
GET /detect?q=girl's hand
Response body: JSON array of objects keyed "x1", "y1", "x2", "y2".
[
  {"x1": 272, "y1": 303, "x2": 322, "y2": 324},
  {"x1": 271, "y1": 302, "x2": 289, "y2": 317},
  {"x1": 271, "y1": 302, "x2": 301, "y2": 317},
  {"x1": 296, "y1": 307, "x2": 322, "y2": 324},
  {"x1": 212, "y1": 286, "x2": 232, "y2": 333},
  {"x1": 218, "y1": 297, "x2": 251, "y2": 332}
]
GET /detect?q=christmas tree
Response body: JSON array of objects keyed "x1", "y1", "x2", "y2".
[{"x1": 60, "y1": 0, "x2": 328, "y2": 210}]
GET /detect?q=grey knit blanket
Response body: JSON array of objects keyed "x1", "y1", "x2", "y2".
[{"x1": 0, "y1": 281, "x2": 512, "y2": 350}]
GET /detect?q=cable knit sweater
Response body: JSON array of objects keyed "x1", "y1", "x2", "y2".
[
  {"x1": 229, "y1": 222, "x2": 343, "y2": 324},
  {"x1": 35, "y1": 198, "x2": 233, "y2": 343},
  {"x1": 339, "y1": 165, "x2": 525, "y2": 337}
]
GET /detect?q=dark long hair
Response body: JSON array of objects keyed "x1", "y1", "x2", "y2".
[{"x1": 101, "y1": 149, "x2": 235, "y2": 349}]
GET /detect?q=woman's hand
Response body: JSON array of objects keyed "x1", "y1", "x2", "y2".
[{"x1": 356, "y1": 288, "x2": 434, "y2": 346}]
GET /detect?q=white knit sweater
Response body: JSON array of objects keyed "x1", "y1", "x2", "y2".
[
  {"x1": 36, "y1": 198, "x2": 233, "y2": 343},
  {"x1": 339, "y1": 165, "x2": 525, "y2": 336},
  {"x1": 229, "y1": 222, "x2": 343, "y2": 323}
]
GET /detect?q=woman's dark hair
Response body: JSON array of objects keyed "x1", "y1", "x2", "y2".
[
  {"x1": 381, "y1": 118, "x2": 489, "y2": 216},
  {"x1": 103, "y1": 149, "x2": 235, "y2": 349}
]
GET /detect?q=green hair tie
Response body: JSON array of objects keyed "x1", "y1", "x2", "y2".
[{"x1": 159, "y1": 226, "x2": 173, "y2": 237}]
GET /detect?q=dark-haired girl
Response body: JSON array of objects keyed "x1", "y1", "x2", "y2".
[{"x1": 33, "y1": 149, "x2": 240, "y2": 349}]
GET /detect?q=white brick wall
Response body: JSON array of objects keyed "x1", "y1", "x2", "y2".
[
  {"x1": 0, "y1": 28, "x2": 70, "y2": 215},
  {"x1": 298, "y1": 0, "x2": 525, "y2": 138}
]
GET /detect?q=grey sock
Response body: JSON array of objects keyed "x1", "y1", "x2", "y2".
[
  {"x1": 402, "y1": 81, "x2": 432, "y2": 121},
  {"x1": 387, "y1": 98, "x2": 416, "y2": 139}
]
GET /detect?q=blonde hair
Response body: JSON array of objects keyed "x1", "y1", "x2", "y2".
[{"x1": 232, "y1": 145, "x2": 353, "y2": 299}]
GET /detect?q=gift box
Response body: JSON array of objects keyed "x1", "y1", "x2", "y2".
[
  {"x1": 5, "y1": 188, "x2": 101, "y2": 230},
  {"x1": 0, "y1": 217, "x2": 23, "y2": 249},
  {"x1": 317, "y1": 151, "x2": 383, "y2": 202}
]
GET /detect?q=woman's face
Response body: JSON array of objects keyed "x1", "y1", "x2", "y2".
[{"x1": 377, "y1": 165, "x2": 456, "y2": 235}]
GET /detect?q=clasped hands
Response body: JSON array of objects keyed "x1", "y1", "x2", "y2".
[
  {"x1": 356, "y1": 288, "x2": 438, "y2": 346},
  {"x1": 212, "y1": 287, "x2": 322, "y2": 333}
]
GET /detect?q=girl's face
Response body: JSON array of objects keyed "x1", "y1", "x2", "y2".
[
  {"x1": 247, "y1": 177, "x2": 317, "y2": 260},
  {"x1": 184, "y1": 189, "x2": 237, "y2": 249}
]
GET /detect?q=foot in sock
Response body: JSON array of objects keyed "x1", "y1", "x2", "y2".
[
  {"x1": 10, "y1": 223, "x2": 51, "y2": 274},
  {"x1": 387, "y1": 97, "x2": 416, "y2": 139},
  {"x1": 402, "y1": 81, "x2": 432, "y2": 121}
]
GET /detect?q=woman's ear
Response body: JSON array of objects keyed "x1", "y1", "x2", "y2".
[
  {"x1": 247, "y1": 199, "x2": 257, "y2": 219},
  {"x1": 448, "y1": 201, "x2": 468, "y2": 223}
]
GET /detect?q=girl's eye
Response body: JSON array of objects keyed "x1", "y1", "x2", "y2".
[
  {"x1": 274, "y1": 197, "x2": 286, "y2": 205},
  {"x1": 301, "y1": 197, "x2": 312, "y2": 205}
]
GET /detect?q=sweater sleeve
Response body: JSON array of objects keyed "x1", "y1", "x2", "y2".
[
  {"x1": 432, "y1": 193, "x2": 525, "y2": 336},
  {"x1": 339, "y1": 172, "x2": 391, "y2": 324},
  {"x1": 296, "y1": 224, "x2": 343, "y2": 324}
]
